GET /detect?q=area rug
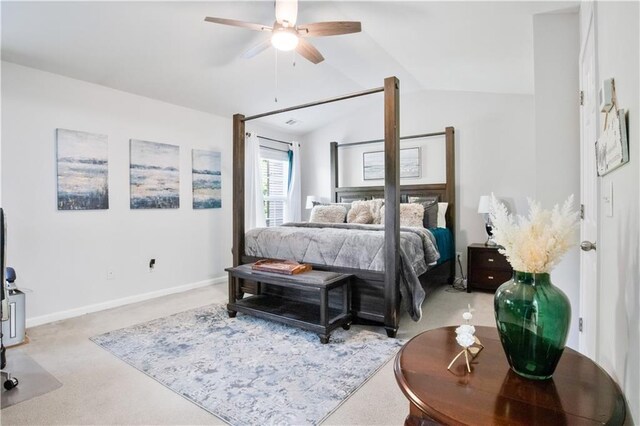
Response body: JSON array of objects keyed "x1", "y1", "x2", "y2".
[{"x1": 91, "y1": 304, "x2": 404, "y2": 425}]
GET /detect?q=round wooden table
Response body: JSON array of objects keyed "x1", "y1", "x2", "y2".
[{"x1": 394, "y1": 326, "x2": 630, "y2": 425}]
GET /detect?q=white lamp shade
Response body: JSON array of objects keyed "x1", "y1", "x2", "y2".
[
  {"x1": 306, "y1": 196, "x2": 321, "y2": 209},
  {"x1": 477, "y1": 195, "x2": 491, "y2": 214}
]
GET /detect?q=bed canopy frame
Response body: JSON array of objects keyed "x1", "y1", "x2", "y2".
[{"x1": 232, "y1": 77, "x2": 455, "y2": 337}]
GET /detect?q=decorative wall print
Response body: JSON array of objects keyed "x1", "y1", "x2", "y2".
[
  {"x1": 56, "y1": 129, "x2": 109, "y2": 210},
  {"x1": 596, "y1": 109, "x2": 629, "y2": 176},
  {"x1": 363, "y1": 147, "x2": 421, "y2": 180},
  {"x1": 130, "y1": 139, "x2": 179, "y2": 209},
  {"x1": 192, "y1": 149, "x2": 221, "y2": 209}
]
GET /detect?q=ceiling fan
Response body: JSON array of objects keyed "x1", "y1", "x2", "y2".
[{"x1": 204, "y1": 0, "x2": 362, "y2": 64}]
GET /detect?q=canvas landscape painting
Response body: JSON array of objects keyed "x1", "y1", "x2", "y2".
[
  {"x1": 130, "y1": 139, "x2": 179, "y2": 209},
  {"x1": 363, "y1": 147, "x2": 421, "y2": 180},
  {"x1": 56, "y1": 129, "x2": 109, "y2": 210},
  {"x1": 192, "y1": 149, "x2": 221, "y2": 209}
]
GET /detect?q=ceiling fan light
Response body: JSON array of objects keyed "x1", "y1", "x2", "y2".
[{"x1": 271, "y1": 30, "x2": 298, "y2": 51}]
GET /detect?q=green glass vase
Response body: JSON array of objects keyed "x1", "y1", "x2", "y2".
[{"x1": 494, "y1": 271, "x2": 571, "y2": 380}]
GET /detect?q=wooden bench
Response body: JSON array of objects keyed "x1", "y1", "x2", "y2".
[{"x1": 225, "y1": 264, "x2": 352, "y2": 344}]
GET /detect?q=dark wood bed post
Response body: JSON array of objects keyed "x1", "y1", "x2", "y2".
[
  {"x1": 330, "y1": 141, "x2": 339, "y2": 202},
  {"x1": 445, "y1": 126, "x2": 456, "y2": 282},
  {"x1": 232, "y1": 114, "x2": 245, "y2": 299},
  {"x1": 383, "y1": 76, "x2": 401, "y2": 338}
]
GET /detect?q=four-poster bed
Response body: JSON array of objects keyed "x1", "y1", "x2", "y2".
[{"x1": 231, "y1": 77, "x2": 455, "y2": 337}]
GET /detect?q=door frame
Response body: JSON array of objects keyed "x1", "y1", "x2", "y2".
[{"x1": 578, "y1": 1, "x2": 600, "y2": 359}]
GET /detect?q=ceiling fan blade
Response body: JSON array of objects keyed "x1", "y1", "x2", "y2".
[
  {"x1": 242, "y1": 39, "x2": 272, "y2": 59},
  {"x1": 295, "y1": 39, "x2": 324, "y2": 64},
  {"x1": 204, "y1": 17, "x2": 271, "y2": 32},
  {"x1": 298, "y1": 21, "x2": 361, "y2": 37},
  {"x1": 275, "y1": 0, "x2": 298, "y2": 27}
]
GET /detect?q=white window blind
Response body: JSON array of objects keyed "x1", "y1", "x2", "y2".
[{"x1": 260, "y1": 147, "x2": 289, "y2": 227}]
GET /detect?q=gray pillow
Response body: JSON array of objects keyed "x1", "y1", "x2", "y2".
[{"x1": 407, "y1": 196, "x2": 439, "y2": 228}]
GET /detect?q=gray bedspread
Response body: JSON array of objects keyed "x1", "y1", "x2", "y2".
[{"x1": 244, "y1": 222, "x2": 441, "y2": 321}]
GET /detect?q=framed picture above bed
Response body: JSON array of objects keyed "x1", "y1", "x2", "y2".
[{"x1": 363, "y1": 147, "x2": 420, "y2": 180}]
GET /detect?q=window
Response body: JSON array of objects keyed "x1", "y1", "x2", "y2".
[{"x1": 260, "y1": 147, "x2": 289, "y2": 227}]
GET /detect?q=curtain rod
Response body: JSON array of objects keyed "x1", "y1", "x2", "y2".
[
  {"x1": 246, "y1": 132, "x2": 292, "y2": 146},
  {"x1": 336, "y1": 131, "x2": 447, "y2": 148},
  {"x1": 242, "y1": 86, "x2": 384, "y2": 122}
]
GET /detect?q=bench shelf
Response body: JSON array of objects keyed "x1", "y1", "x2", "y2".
[{"x1": 225, "y1": 264, "x2": 353, "y2": 344}]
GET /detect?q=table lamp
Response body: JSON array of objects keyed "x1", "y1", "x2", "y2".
[
  {"x1": 305, "y1": 195, "x2": 320, "y2": 209},
  {"x1": 477, "y1": 195, "x2": 496, "y2": 246}
]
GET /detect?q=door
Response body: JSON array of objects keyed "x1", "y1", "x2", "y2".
[{"x1": 578, "y1": 6, "x2": 599, "y2": 359}]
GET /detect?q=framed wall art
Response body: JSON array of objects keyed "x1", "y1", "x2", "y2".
[
  {"x1": 363, "y1": 147, "x2": 421, "y2": 180},
  {"x1": 596, "y1": 109, "x2": 629, "y2": 176},
  {"x1": 192, "y1": 149, "x2": 221, "y2": 209},
  {"x1": 56, "y1": 129, "x2": 109, "y2": 210},
  {"x1": 130, "y1": 139, "x2": 180, "y2": 209}
]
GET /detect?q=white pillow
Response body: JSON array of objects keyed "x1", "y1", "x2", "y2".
[
  {"x1": 368, "y1": 199, "x2": 385, "y2": 224},
  {"x1": 309, "y1": 205, "x2": 347, "y2": 224},
  {"x1": 437, "y1": 202, "x2": 448, "y2": 228}
]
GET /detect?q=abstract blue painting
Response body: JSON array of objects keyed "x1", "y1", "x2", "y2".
[
  {"x1": 363, "y1": 147, "x2": 421, "y2": 180},
  {"x1": 56, "y1": 129, "x2": 109, "y2": 210},
  {"x1": 130, "y1": 139, "x2": 179, "y2": 209},
  {"x1": 192, "y1": 149, "x2": 221, "y2": 209}
]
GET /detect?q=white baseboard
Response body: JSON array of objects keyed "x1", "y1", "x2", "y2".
[{"x1": 26, "y1": 275, "x2": 227, "y2": 328}]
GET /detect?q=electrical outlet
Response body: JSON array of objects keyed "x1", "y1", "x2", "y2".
[
  {"x1": 456, "y1": 251, "x2": 462, "y2": 259},
  {"x1": 149, "y1": 258, "x2": 156, "y2": 272},
  {"x1": 107, "y1": 269, "x2": 115, "y2": 280}
]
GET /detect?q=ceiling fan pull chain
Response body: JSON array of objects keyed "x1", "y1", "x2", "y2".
[{"x1": 274, "y1": 49, "x2": 279, "y2": 103}]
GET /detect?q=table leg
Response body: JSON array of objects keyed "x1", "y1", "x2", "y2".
[
  {"x1": 342, "y1": 281, "x2": 352, "y2": 330},
  {"x1": 320, "y1": 288, "x2": 328, "y2": 327},
  {"x1": 405, "y1": 403, "x2": 439, "y2": 426},
  {"x1": 227, "y1": 272, "x2": 237, "y2": 318}
]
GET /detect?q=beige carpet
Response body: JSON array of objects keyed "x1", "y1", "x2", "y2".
[{"x1": 0, "y1": 283, "x2": 495, "y2": 425}]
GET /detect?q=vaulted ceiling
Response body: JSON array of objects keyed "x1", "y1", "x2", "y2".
[{"x1": 1, "y1": 1, "x2": 576, "y2": 133}]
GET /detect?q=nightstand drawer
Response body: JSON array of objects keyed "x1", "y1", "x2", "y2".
[
  {"x1": 470, "y1": 250, "x2": 511, "y2": 270},
  {"x1": 470, "y1": 269, "x2": 512, "y2": 289}
]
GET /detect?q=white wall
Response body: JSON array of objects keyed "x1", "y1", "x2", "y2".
[
  {"x1": 1, "y1": 62, "x2": 234, "y2": 324},
  {"x1": 591, "y1": 1, "x2": 639, "y2": 421},
  {"x1": 533, "y1": 12, "x2": 581, "y2": 349},
  {"x1": 299, "y1": 88, "x2": 537, "y2": 272}
]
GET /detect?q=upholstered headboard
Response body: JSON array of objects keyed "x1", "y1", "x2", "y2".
[{"x1": 333, "y1": 184, "x2": 453, "y2": 229}]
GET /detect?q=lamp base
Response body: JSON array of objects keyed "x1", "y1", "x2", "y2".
[
  {"x1": 484, "y1": 223, "x2": 497, "y2": 247},
  {"x1": 485, "y1": 237, "x2": 497, "y2": 247}
]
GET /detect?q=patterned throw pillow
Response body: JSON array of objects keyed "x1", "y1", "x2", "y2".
[
  {"x1": 347, "y1": 201, "x2": 374, "y2": 224},
  {"x1": 309, "y1": 205, "x2": 347, "y2": 224},
  {"x1": 380, "y1": 203, "x2": 425, "y2": 228},
  {"x1": 406, "y1": 196, "x2": 439, "y2": 228}
]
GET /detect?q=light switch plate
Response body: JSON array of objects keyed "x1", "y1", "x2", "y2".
[{"x1": 605, "y1": 181, "x2": 613, "y2": 217}]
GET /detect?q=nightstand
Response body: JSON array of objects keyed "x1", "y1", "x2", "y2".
[{"x1": 467, "y1": 244, "x2": 513, "y2": 293}]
